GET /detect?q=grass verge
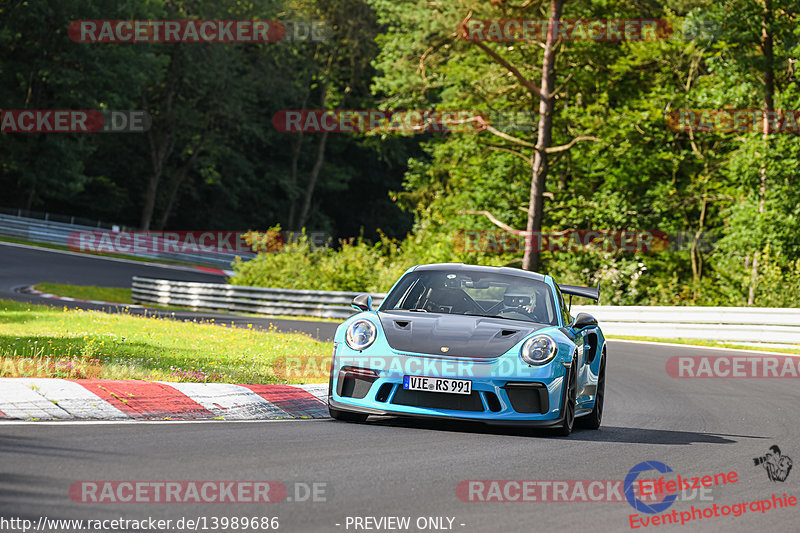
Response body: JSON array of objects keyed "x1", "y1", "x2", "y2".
[
  {"x1": 35, "y1": 283, "x2": 132, "y2": 304},
  {"x1": 607, "y1": 335, "x2": 800, "y2": 354},
  {"x1": 0, "y1": 299, "x2": 331, "y2": 384}
]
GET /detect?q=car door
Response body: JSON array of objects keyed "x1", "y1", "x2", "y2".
[{"x1": 555, "y1": 284, "x2": 590, "y2": 395}]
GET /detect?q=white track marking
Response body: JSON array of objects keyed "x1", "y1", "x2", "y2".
[
  {"x1": 13, "y1": 378, "x2": 129, "y2": 420},
  {"x1": 609, "y1": 338, "x2": 800, "y2": 357},
  {"x1": 296, "y1": 384, "x2": 328, "y2": 402},
  {"x1": 0, "y1": 418, "x2": 329, "y2": 425},
  {"x1": 160, "y1": 382, "x2": 292, "y2": 420},
  {"x1": 0, "y1": 378, "x2": 73, "y2": 420}
]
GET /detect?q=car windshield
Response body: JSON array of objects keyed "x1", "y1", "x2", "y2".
[{"x1": 380, "y1": 269, "x2": 558, "y2": 325}]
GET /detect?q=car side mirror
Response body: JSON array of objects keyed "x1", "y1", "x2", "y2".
[
  {"x1": 571, "y1": 312, "x2": 598, "y2": 331},
  {"x1": 351, "y1": 293, "x2": 373, "y2": 312}
]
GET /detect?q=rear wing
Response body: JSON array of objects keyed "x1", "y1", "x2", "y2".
[{"x1": 559, "y1": 283, "x2": 601, "y2": 305}]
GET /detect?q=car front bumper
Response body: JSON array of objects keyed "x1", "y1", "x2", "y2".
[{"x1": 329, "y1": 349, "x2": 572, "y2": 425}]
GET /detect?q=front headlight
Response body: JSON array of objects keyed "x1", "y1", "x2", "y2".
[
  {"x1": 520, "y1": 335, "x2": 557, "y2": 365},
  {"x1": 345, "y1": 320, "x2": 377, "y2": 351}
]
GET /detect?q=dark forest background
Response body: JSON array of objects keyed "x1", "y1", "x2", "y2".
[{"x1": 2, "y1": 0, "x2": 799, "y2": 306}]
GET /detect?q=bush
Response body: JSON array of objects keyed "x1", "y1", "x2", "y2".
[
  {"x1": 230, "y1": 225, "x2": 511, "y2": 293},
  {"x1": 230, "y1": 227, "x2": 800, "y2": 308},
  {"x1": 231, "y1": 227, "x2": 408, "y2": 293}
]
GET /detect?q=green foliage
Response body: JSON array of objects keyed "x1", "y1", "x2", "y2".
[
  {"x1": 3, "y1": 0, "x2": 800, "y2": 307},
  {"x1": 231, "y1": 224, "x2": 513, "y2": 292},
  {"x1": 0, "y1": 0, "x2": 411, "y2": 239},
  {"x1": 232, "y1": 228, "x2": 405, "y2": 292}
]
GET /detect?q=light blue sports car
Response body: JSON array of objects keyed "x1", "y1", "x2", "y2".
[{"x1": 327, "y1": 263, "x2": 605, "y2": 436}]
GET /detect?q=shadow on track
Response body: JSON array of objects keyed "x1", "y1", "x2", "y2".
[
  {"x1": 356, "y1": 417, "x2": 770, "y2": 445},
  {"x1": 0, "y1": 435, "x2": 117, "y2": 459}
]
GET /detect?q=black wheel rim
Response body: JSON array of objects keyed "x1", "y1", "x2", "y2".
[
  {"x1": 596, "y1": 357, "x2": 606, "y2": 422},
  {"x1": 565, "y1": 359, "x2": 577, "y2": 429}
]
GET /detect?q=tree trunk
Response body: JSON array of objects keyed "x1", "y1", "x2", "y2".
[
  {"x1": 296, "y1": 82, "x2": 335, "y2": 231},
  {"x1": 24, "y1": 179, "x2": 36, "y2": 210},
  {"x1": 153, "y1": 172, "x2": 185, "y2": 231},
  {"x1": 139, "y1": 56, "x2": 177, "y2": 230},
  {"x1": 691, "y1": 194, "x2": 708, "y2": 301},
  {"x1": 522, "y1": 0, "x2": 563, "y2": 272},
  {"x1": 140, "y1": 169, "x2": 161, "y2": 231},
  {"x1": 153, "y1": 135, "x2": 205, "y2": 230},
  {"x1": 287, "y1": 84, "x2": 311, "y2": 230},
  {"x1": 748, "y1": 0, "x2": 775, "y2": 305},
  {"x1": 140, "y1": 128, "x2": 173, "y2": 230},
  {"x1": 297, "y1": 129, "x2": 330, "y2": 229},
  {"x1": 287, "y1": 132, "x2": 304, "y2": 230}
]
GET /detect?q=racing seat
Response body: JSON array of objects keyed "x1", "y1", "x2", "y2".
[
  {"x1": 425, "y1": 288, "x2": 474, "y2": 314},
  {"x1": 529, "y1": 296, "x2": 550, "y2": 324}
]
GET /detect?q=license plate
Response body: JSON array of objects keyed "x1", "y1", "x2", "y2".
[{"x1": 403, "y1": 375, "x2": 472, "y2": 395}]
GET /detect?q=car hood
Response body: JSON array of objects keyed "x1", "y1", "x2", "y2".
[{"x1": 378, "y1": 311, "x2": 547, "y2": 358}]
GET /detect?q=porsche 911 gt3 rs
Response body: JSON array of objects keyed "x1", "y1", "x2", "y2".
[{"x1": 327, "y1": 263, "x2": 606, "y2": 436}]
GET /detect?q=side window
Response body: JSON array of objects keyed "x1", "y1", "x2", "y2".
[
  {"x1": 555, "y1": 285, "x2": 571, "y2": 326},
  {"x1": 542, "y1": 291, "x2": 555, "y2": 324}
]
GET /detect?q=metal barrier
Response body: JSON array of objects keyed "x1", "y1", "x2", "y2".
[
  {"x1": 132, "y1": 277, "x2": 386, "y2": 319},
  {"x1": 0, "y1": 213, "x2": 254, "y2": 269},
  {"x1": 131, "y1": 277, "x2": 800, "y2": 344},
  {"x1": 572, "y1": 305, "x2": 800, "y2": 344}
]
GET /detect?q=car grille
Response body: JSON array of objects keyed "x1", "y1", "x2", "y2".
[
  {"x1": 390, "y1": 389, "x2": 484, "y2": 412},
  {"x1": 337, "y1": 368, "x2": 377, "y2": 399},
  {"x1": 504, "y1": 382, "x2": 549, "y2": 414}
]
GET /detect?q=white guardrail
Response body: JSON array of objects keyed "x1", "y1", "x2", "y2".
[
  {"x1": 132, "y1": 277, "x2": 386, "y2": 319},
  {"x1": 132, "y1": 277, "x2": 800, "y2": 344},
  {"x1": 572, "y1": 305, "x2": 800, "y2": 345},
  {"x1": 0, "y1": 212, "x2": 255, "y2": 269}
]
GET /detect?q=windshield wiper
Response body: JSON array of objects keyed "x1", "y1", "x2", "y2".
[{"x1": 463, "y1": 313, "x2": 529, "y2": 322}]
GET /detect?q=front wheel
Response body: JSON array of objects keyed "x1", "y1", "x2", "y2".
[
  {"x1": 329, "y1": 405, "x2": 368, "y2": 423},
  {"x1": 553, "y1": 356, "x2": 577, "y2": 436},
  {"x1": 577, "y1": 349, "x2": 606, "y2": 430}
]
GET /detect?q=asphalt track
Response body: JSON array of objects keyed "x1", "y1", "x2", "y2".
[
  {"x1": 1, "y1": 242, "x2": 798, "y2": 532},
  {"x1": 1, "y1": 341, "x2": 797, "y2": 532},
  {"x1": 0, "y1": 242, "x2": 339, "y2": 341}
]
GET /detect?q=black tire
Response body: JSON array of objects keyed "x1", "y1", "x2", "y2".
[
  {"x1": 577, "y1": 349, "x2": 606, "y2": 430},
  {"x1": 329, "y1": 405, "x2": 368, "y2": 423},
  {"x1": 553, "y1": 355, "x2": 578, "y2": 436}
]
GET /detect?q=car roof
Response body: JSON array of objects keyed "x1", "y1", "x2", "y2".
[{"x1": 412, "y1": 263, "x2": 548, "y2": 283}]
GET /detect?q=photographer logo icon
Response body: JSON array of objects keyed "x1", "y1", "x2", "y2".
[{"x1": 754, "y1": 445, "x2": 793, "y2": 482}]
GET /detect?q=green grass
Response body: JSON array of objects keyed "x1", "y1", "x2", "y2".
[
  {"x1": 35, "y1": 283, "x2": 132, "y2": 304},
  {"x1": 0, "y1": 299, "x2": 331, "y2": 384},
  {"x1": 33, "y1": 283, "x2": 187, "y2": 312},
  {"x1": 608, "y1": 335, "x2": 800, "y2": 354}
]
